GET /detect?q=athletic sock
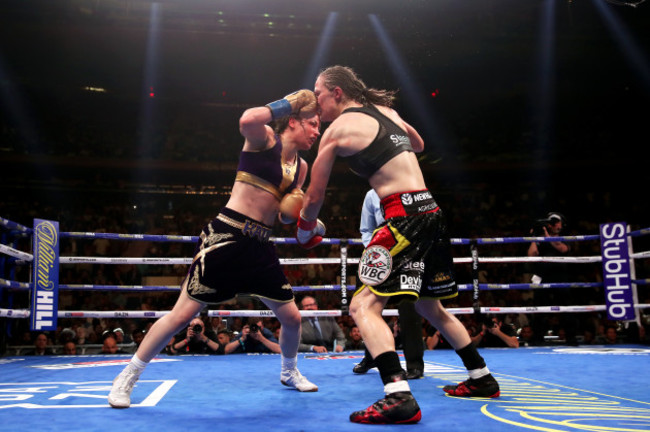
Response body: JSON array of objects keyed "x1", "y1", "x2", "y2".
[
  {"x1": 129, "y1": 354, "x2": 148, "y2": 372},
  {"x1": 281, "y1": 355, "x2": 297, "y2": 371},
  {"x1": 375, "y1": 351, "x2": 410, "y2": 394},
  {"x1": 455, "y1": 343, "x2": 490, "y2": 379}
]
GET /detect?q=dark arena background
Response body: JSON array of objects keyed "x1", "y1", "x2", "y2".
[{"x1": 1, "y1": 0, "x2": 649, "y2": 431}]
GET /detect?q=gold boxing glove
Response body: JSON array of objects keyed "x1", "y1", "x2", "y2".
[
  {"x1": 266, "y1": 90, "x2": 317, "y2": 119},
  {"x1": 278, "y1": 188, "x2": 305, "y2": 224},
  {"x1": 285, "y1": 89, "x2": 318, "y2": 117}
]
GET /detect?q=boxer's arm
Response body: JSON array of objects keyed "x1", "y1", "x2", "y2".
[
  {"x1": 403, "y1": 121, "x2": 424, "y2": 153},
  {"x1": 239, "y1": 106, "x2": 274, "y2": 150},
  {"x1": 296, "y1": 158, "x2": 309, "y2": 189},
  {"x1": 302, "y1": 136, "x2": 338, "y2": 221},
  {"x1": 296, "y1": 135, "x2": 337, "y2": 248}
]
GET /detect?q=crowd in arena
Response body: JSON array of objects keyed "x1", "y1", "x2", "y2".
[
  {"x1": 2, "y1": 179, "x2": 648, "y2": 356},
  {"x1": 1, "y1": 91, "x2": 649, "y2": 356}
]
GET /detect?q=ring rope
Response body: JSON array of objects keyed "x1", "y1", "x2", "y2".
[
  {"x1": 2, "y1": 304, "x2": 650, "y2": 319},
  {"x1": 0, "y1": 244, "x2": 33, "y2": 262},
  {"x1": 58, "y1": 230, "x2": 610, "y2": 245},
  {"x1": 54, "y1": 255, "x2": 607, "y2": 266},
  {"x1": 5, "y1": 279, "x2": 647, "y2": 293},
  {"x1": 0, "y1": 217, "x2": 32, "y2": 234},
  {"x1": 2, "y1": 217, "x2": 649, "y2": 327}
]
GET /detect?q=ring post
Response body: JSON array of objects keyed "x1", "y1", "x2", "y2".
[
  {"x1": 470, "y1": 239, "x2": 481, "y2": 317},
  {"x1": 599, "y1": 222, "x2": 636, "y2": 322},
  {"x1": 340, "y1": 240, "x2": 349, "y2": 315},
  {"x1": 30, "y1": 219, "x2": 60, "y2": 331}
]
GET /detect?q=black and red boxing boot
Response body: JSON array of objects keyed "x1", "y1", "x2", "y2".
[
  {"x1": 443, "y1": 373, "x2": 500, "y2": 398},
  {"x1": 349, "y1": 391, "x2": 421, "y2": 424}
]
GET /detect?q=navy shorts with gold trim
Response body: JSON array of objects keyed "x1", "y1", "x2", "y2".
[
  {"x1": 184, "y1": 207, "x2": 294, "y2": 304},
  {"x1": 357, "y1": 189, "x2": 457, "y2": 300}
]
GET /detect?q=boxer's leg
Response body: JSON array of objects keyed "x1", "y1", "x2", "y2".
[
  {"x1": 416, "y1": 299, "x2": 499, "y2": 398},
  {"x1": 263, "y1": 297, "x2": 318, "y2": 392},
  {"x1": 109, "y1": 281, "x2": 204, "y2": 408}
]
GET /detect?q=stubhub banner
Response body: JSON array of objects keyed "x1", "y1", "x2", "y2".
[
  {"x1": 30, "y1": 218, "x2": 59, "y2": 331},
  {"x1": 599, "y1": 222, "x2": 635, "y2": 322}
]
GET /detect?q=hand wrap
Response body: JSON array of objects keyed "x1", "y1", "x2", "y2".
[{"x1": 296, "y1": 212, "x2": 326, "y2": 249}]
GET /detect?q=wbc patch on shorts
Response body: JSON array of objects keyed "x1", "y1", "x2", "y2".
[{"x1": 358, "y1": 245, "x2": 392, "y2": 286}]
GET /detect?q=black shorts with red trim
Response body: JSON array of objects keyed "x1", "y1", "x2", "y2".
[
  {"x1": 184, "y1": 207, "x2": 294, "y2": 304},
  {"x1": 357, "y1": 189, "x2": 457, "y2": 300}
]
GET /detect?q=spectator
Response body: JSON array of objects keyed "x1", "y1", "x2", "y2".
[
  {"x1": 101, "y1": 333, "x2": 128, "y2": 354},
  {"x1": 232, "y1": 318, "x2": 281, "y2": 354},
  {"x1": 75, "y1": 326, "x2": 88, "y2": 346},
  {"x1": 59, "y1": 328, "x2": 76, "y2": 345},
  {"x1": 129, "y1": 328, "x2": 146, "y2": 353},
  {"x1": 216, "y1": 329, "x2": 232, "y2": 346},
  {"x1": 527, "y1": 213, "x2": 570, "y2": 287},
  {"x1": 517, "y1": 325, "x2": 543, "y2": 347},
  {"x1": 604, "y1": 326, "x2": 619, "y2": 345},
  {"x1": 102, "y1": 335, "x2": 128, "y2": 354},
  {"x1": 209, "y1": 317, "x2": 225, "y2": 334},
  {"x1": 424, "y1": 328, "x2": 449, "y2": 350},
  {"x1": 472, "y1": 316, "x2": 519, "y2": 348},
  {"x1": 170, "y1": 318, "x2": 231, "y2": 354},
  {"x1": 345, "y1": 325, "x2": 366, "y2": 351},
  {"x1": 62, "y1": 341, "x2": 78, "y2": 355},
  {"x1": 24, "y1": 332, "x2": 54, "y2": 355},
  {"x1": 298, "y1": 296, "x2": 346, "y2": 353},
  {"x1": 113, "y1": 328, "x2": 126, "y2": 344},
  {"x1": 580, "y1": 329, "x2": 595, "y2": 345},
  {"x1": 132, "y1": 328, "x2": 146, "y2": 347},
  {"x1": 424, "y1": 323, "x2": 460, "y2": 350}
]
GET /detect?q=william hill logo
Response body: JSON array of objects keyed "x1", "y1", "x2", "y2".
[{"x1": 31, "y1": 219, "x2": 60, "y2": 331}]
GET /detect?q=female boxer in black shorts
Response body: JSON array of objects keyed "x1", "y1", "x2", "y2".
[
  {"x1": 298, "y1": 66, "x2": 500, "y2": 424},
  {"x1": 109, "y1": 89, "x2": 321, "y2": 408}
]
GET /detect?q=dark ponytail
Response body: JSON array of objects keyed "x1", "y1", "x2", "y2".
[{"x1": 319, "y1": 66, "x2": 397, "y2": 107}]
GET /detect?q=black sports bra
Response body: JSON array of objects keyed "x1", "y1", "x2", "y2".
[{"x1": 340, "y1": 105, "x2": 414, "y2": 179}]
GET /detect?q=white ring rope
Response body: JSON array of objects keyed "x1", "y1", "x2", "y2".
[
  {"x1": 55, "y1": 255, "x2": 606, "y2": 265},
  {"x1": 2, "y1": 305, "x2": 650, "y2": 319},
  {"x1": 0, "y1": 244, "x2": 33, "y2": 262}
]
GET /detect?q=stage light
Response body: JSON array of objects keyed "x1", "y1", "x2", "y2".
[
  {"x1": 83, "y1": 86, "x2": 106, "y2": 93},
  {"x1": 592, "y1": 0, "x2": 650, "y2": 93},
  {"x1": 301, "y1": 12, "x2": 338, "y2": 89}
]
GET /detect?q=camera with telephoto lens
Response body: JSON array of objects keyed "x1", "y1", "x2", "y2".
[
  {"x1": 249, "y1": 323, "x2": 260, "y2": 333},
  {"x1": 191, "y1": 324, "x2": 202, "y2": 333},
  {"x1": 532, "y1": 212, "x2": 566, "y2": 236},
  {"x1": 531, "y1": 218, "x2": 550, "y2": 236},
  {"x1": 483, "y1": 316, "x2": 497, "y2": 328}
]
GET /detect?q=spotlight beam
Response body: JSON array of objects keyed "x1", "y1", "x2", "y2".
[
  {"x1": 368, "y1": 14, "x2": 452, "y2": 163},
  {"x1": 533, "y1": 0, "x2": 557, "y2": 159},
  {"x1": 592, "y1": 0, "x2": 650, "y2": 94},
  {"x1": 136, "y1": 2, "x2": 162, "y2": 161},
  {"x1": 302, "y1": 12, "x2": 338, "y2": 89}
]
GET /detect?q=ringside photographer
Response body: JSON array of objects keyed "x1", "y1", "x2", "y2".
[
  {"x1": 232, "y1": 318, "x2": 281, "y2": 354},
  {"x1": 169, "y1": 318, "x2": 238, "y2": 355},
  {"x1": 527, "y1": 212, "x2": 570, "y2": 285}
]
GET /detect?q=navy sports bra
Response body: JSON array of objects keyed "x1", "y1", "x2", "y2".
[
  {"x1": 341, "y1": 105, "x2": 414, "y2": 178},
  {"x1": 235, "y1": 135, "x2": 300, "y2": 200}
]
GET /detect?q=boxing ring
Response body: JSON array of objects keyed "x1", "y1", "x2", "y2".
[{"x1": 1, "y1": 216, "x2": 649, "y2": 431}]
